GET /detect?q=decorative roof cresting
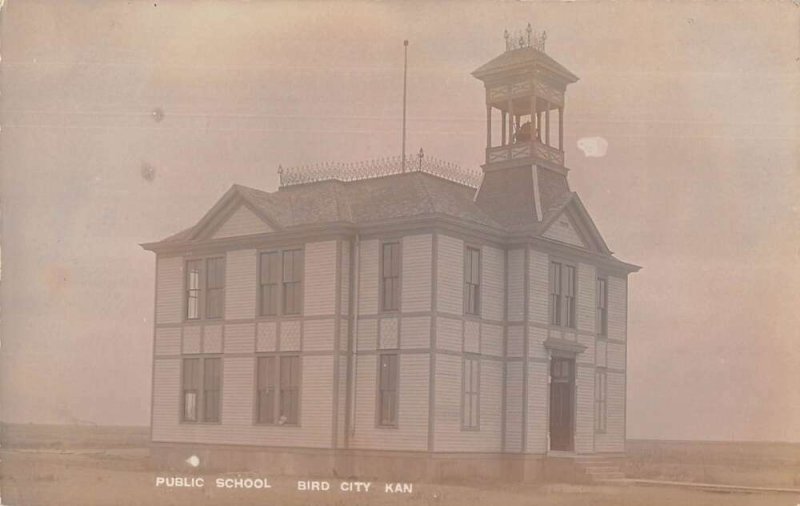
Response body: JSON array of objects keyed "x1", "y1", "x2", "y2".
[
  {"x1": 278, "y1": 149, "x2": 482, "y2": 189},
  {"x1": 504, "y1": 23, "x2": 547, "y2": 53}
]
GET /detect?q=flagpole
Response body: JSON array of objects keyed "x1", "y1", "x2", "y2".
[{"x1": 401, "y1": 40, "x2": 409, "y2": 173}]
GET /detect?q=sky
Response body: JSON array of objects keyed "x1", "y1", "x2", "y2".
[{"x1": 1, "y1": 0, "x2": 798, "y2": 442}]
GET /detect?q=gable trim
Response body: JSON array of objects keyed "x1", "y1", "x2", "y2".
[{"x1": 190, "y1": 185, "x2": 282, "y2": 241}]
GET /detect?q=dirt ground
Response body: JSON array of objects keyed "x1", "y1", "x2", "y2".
[{"x1": 2, "y1": 449, "x2": 798, "y2": 506}]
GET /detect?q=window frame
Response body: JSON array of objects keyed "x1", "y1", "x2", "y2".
[
  {"x1": 463, "y1": 246, "x2": 481, "y2": 317},
  {"x1": 180, "y1": 356, "x2": 222, "y2": 424},
  {"x1": 184, "y1": 256, "x2": 226, "y2": 322},
  {"x1": 549, "y1": 260, "x2": 577, "y2": 329},
  {"x1": 594, "y1": 368, "x2": 608, "y2": 433},
  {"x1": 376, "y1": 353, "x2": 399, "y2": 428},
  {"x1": 257, "y1": 247, "x2": 304, "y2": 317},
  {"x1": 461, "y1": 354, "x2": 481, "y2": 431},
  {"x1": 380, "y1": 241, "x2": 402, "y2": 313},
  {"x1": 596, "y1": 276, "x2": 609, "y2": 338},
  {"x1": 254, "y1": 353, "x2": 301, "y2": 426}
]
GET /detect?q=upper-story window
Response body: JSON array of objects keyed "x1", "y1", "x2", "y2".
[
  {"x1": 185, "y1": 257, "x2": 225, "y2": 321},
  {"x1": 596, "y1": 277, "x2": 608, "y2": 337},
  {"x1": 259, "y1": 249, "x2": 303, "y2": 316},
  {"x1": 550, "y1": 261, "x2": 576, "y2": 328},
  {"x1": 381, "y1": 242, "x2": 401, "y2": 312},
  {"x1": 464, "y1": 246, "x2": 481, "y2": 316}
]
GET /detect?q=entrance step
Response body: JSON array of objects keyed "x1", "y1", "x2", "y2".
[{"x1": 572, "y1": 455, "x2": 626, "y2": 483}]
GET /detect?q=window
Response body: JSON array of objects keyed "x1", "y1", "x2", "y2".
[
  {"x1": 182, "y1": 357, "x2": 221, "y2": 423},
  {"x1": 259, "y1": 252, "x2": 280, "y2": 316},
  {"x1": 377, "y1": 353, "x2": 398, "y2": 427},
  {"x1": 256, "y1": 355, "x2": 300, "y2": 425},
  {"x1": 595, "y1": 369, "x2": 607, "y2": 433},
  {"x1": 381, "y1": 242, "x2": 401, "y2": 312},
  {"x1": 279, "y1": 355, "x2": 300, "y2": 424},
  {"x1": 550, "y1": 261, "x2": 576, "y2": 328},
  {"x1": 597, "y1": 277, "x2": 608, "y2": 337},
  {"x1": 185, "y1": 257, "x2": 225, "y2": 320},
  {"x1": 205, "y1": 257, "x2": 225, "y2": 319},
  {"x1": 464, "y1": 247, "x2": 481, "y2": 316},
  {"x1": 462, "y1": 356, "x2": 480, "y2": 430},
  {"x1": 186, "y1": 260, "x2": 201, "y2": 320},
  {"x1": 282, "y1": 249, "x2": 303, "y2": 315}
]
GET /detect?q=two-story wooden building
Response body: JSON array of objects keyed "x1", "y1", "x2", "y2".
[{"x1": 142, "y1": 32, "x2": 639, "y2": 482}]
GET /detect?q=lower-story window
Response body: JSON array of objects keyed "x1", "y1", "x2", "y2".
[
  {"x1": 256, "y1": 355, "x2": 300, "y2": 425},
  {"x1": 182, "y1": 357, "x2": 221, "y2": 423},
  {"x1": 594, "y1": 368, "x2": 607, "y2": 433},
  {"x1": 462, "y1": 355, "x2": 480, "y2": 430},
  {"x1": 377, "y1": 353, "x2": 399, "y2": 427}
]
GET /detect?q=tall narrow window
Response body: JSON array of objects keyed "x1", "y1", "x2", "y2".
[
  {"x1": 279, "y1": 355, "x2": 300, "y2": 424},
  {"x1": 550, "y1": 261, "x2": 576, "y2": 328},
  {"x1": 282, "y1": 249, "x2": 303, "y2": 315},
  {"x1": 595, "y1": 369, "x2": 607, "y2": 433},
  {"x1": 464, "y1": 247, "x2": 481, "y2": 316},
  {"x1": 203, "y1": 358, "x2": 221, "y2": 422},
  {"x1": 463, "y1": 356, "x2": 480, "y2": 430},
  {"x1": 205, "y1": 257, "x2": 225, "y2": 319},
  {"x1": 182, "y1": 357, "x2": 220, "y2": 423},
  {"x1": 256, "y1": 356, "x2": 276, "y2": 424},
  {"x1": 597, "y1": 277, "x2": 608, "y2": 337},
  {"x1": 381, "y1": 242, "x2": 401, "y2": 312},
  {"x1": 182, "y1": 358, "x2": 200, "y2": 421},
  {"x1": 378, "y1": 353, "x2": 398, "y2": 426},
  {"x1": 564, "y1": 265, "x2": 576, "y2": 328},
  {"x1": 186, "y1": 260, "x2": 201, "y2": 320},
  {"x1": 259, "y1": 252, "x2": 280, "y2": 316},
  {"x1": 550, "y1": 262, "x2": 562, "y2": 326}
]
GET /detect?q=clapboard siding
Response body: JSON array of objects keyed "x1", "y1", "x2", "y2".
[
  {"x1": 577, "y1": 334, "x2": 595, "y2": 365},
  {"x1": 340, "y1": 240, "x2": 350, "y2": 316},
  {"x1": 595, "y1": 371, "x2": 625, "y2": 453},
  {"x1": 528, "y1": 326, "x2": 547, "y2": 360},
  {"x1": 225, "y1": 249, "x2": 256, "y2": 320},
  {"x1": 607, "y1": 342, "x2": 626, "y2": 370},
  {"x1": 507, "y1": 249, "x2": 524, "y2": 322},
  {"x1": 204, "y1": 325, "x2": 223, "y2": 353},
  {"x1": 608, "y1": 276, "x2": 627, "y2": 342},
  {"x1": 437, "y1": 235, "x2": 464, "y2": 315},
  {"x1": 595, "y1": 339, "x2": 607, "y2": 367},
  {"x1": 224, "y1": 323, "x2": 255, "y2": 354},
  {"x1": 358, "y1": 239, "x2": 379, "y2": 315},
  {"x1": 575, "y1": 364, "x2": 595, "y2": 453},
  {"x1": 436, "y1": 317, "x2": 462, "y2": 352},
  {"x1": 526, "y1": 361, "x2": 549, "y2": 454},
  {"x1": 211, "y1": 204, "x2": 271, "y2": 239},
  {"x1": 528, "y1": 249, "x2": 549, "y2": 325},
  {"x1": 481, "y1": 323, "x2": 503, "y2": 357},
  {"x1": 304, "y1": 241, "x2": 337, "y2": 317},
  {"x1": 401, "y1": 234, "x2": 432, "y2": 312},
  {"x1": 156, "y1": 256, "x2": 183, "y2": 324},
  {"x1": 504, "y1": 362, "x2": 523, "y2": 452},
  {"x1": 400, "y1": 316, "x2": 430, "y2": 349},
  {"x1": 577, "y1": 263, "x2": 596, "y2": 333},
  {"x1": 182, "y1": 326, "x2": 201, "y2": 354},
  {"x1": 350, "y1": 354, "x2": 429, "y2": 451},
  {"x1": 507, "y1": 325, "x2": 524, "y2": 358},
  {"x1": 434, "y1": 355, "x2": 502, "y2": 452},
  {"x1": 356, "y1": 319, "x2": 377, "y2": 351},
  {"x1": 542, "y1": 213, "x2": 585, "y2": 247},
  {"x1": 152, "y1": 355, "x2": 334, "y2": 448},
  {"x1": 154, "y1": 327, "x2": 181, "y2": 356},
  {"x1": 481, "y1": 245, "x2": 505, "y2": 321},
  {"x1": 303, "y1": 319, "x2": 335, "y2": 352}
]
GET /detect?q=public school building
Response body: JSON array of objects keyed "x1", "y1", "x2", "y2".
[{"x1": 142, "y1": 31, "x2": 640, "y2": 482}]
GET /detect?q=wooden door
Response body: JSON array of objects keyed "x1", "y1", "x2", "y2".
[{"x1": 549, "y1": 357, "x2": 575, "y2": 451}]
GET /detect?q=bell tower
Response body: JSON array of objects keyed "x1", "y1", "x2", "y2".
[{"x1": 472, "y1": 26, "x2": 579, "y2": 229}]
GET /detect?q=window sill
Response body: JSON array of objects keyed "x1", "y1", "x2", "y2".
[
  {"x1": 376, "y1": 424, "x2": 399, "y2": 430},
  {"x1": 179, "y1": 421, "x2": 222, "y2": 425}
]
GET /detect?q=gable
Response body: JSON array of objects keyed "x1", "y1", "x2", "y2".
[
  {"x1": 210, "y1": 203, "x2": 273, "y2": 239},
  {"x1": 542, "y1": 212, "x2": 586, "y2": 248}
]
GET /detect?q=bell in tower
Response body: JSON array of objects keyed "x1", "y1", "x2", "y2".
[{"x1": 472, "y1": 25, "x2": 579, "y2": 230}]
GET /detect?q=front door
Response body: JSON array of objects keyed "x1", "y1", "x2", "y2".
[{"x1": 549, "y1": 357, "x2": 575, "y2": 451}]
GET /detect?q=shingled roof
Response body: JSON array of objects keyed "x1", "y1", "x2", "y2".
[{"x1": 471, "y1": 46, "x2": 579, "y2": 83}]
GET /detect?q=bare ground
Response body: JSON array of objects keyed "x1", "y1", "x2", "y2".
[{"x1": 1, "y1": 449, "x2": 798, "y2": 506}]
